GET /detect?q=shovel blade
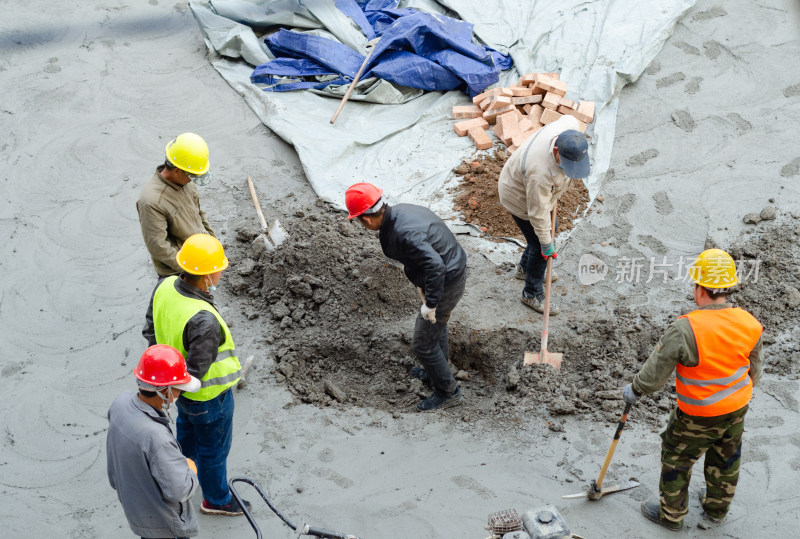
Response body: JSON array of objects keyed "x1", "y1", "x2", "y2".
[
  {"x1": 267, "y1": 219, "x2": 288, "y2": 248},
  {"x1": 523, "y1": 350, "x2": 563, "y2": 370}
]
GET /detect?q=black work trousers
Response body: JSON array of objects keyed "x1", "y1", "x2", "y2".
[{"x1": 411, "y1": 271, "x2": 466, "y2": 394}]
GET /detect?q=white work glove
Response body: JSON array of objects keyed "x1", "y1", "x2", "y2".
[
  {"x1": 420, "y1": 304, "x2": 437, "y2": 324},
  {"x1": 622, "y1": 383, "x2": 639, "y2": 404}
]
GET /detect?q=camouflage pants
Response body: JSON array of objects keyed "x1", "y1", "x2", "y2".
[{"x1": 659, "y1": 405, "x2": 748, "y2": 524}]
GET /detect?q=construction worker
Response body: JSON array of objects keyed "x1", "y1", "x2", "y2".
[
  {"x1": 107, "y1": 344, "x2": 202, "y2": 538},
  {"x1": 622, "y1": 249, "x2": 763, "y2": 531},
  {"x1": 137, "y1": 133, "x2": 216, "y2": 278},
  {"x1": 143, "y1": 233, "x2": 250, "y2": 516},
  {"x1": 497, "y1": 115, "x2": 590, "y2": 314},
  {"x1": 345, "y1": 183, "x2": 467, "y2": 411}
]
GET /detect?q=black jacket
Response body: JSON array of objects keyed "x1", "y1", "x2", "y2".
[{"x1": 379, "y1": 204, "x2": 467, "y2": 308}]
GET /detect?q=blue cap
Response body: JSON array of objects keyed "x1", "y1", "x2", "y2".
[{"x1": 555, "y1": 130, "x2": 590, "y2": 179}]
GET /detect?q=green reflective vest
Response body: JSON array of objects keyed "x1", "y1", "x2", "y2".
[{"x1": 153, "y1": 276, "x2": 241, "y2": 401}]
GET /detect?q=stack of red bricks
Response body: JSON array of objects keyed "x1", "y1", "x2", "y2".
[{"x1": 451, "y1": 73, "x2": 595, "y2": 154}]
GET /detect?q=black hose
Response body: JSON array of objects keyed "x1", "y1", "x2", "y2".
[{"x1": 228, "y1": 476, "x2": 362, "y2": 539}]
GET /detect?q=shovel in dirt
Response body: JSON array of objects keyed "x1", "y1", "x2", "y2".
[
  {"x1": 247, "y1": 176, "x2": 288, "y2": 251},
  {"x1": 523, "y1": 203, "x2": 562, "y2": 369},
  {"x1": 561, "y1": 402, "x2": 640, "y2": 500}
]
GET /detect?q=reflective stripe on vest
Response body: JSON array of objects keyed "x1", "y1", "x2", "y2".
[
  {"x1": 676, "y1": 307, "x2": 762, "y2": 416},
  {"x1": 153, "y1": 276, "x2": 241, "y2": 401}
]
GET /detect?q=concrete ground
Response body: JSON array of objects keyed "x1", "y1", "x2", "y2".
[{"x1": 1, "y1": 1, "x2": 799, "y2": 538}]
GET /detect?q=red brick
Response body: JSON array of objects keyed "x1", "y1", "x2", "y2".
[
  {"x1": 495, "y1": 112, "x2": 519, "y2": 138},
  {"x1": 519, "y1": 73, "x2": 537, "y2": 86},
  {"x1": 507, "y1": 144, "x2": 519, "y2": 155},
  {"x1": 452, "y1": 105, "x2": 483, "y2": 119},
  {"x1": 514, "y1": 109, "x2": 525, "y2": 122},
  {"x1": 577, "y1": 101, "x2": 595, "y2": 123},
  {"x1": 518, "y1": 118, "x2": 534, "y2": 132},
  {"x1": 540, "y1": 108, "x2": 563, "y2": 124},
  {"x1": 453, "y1": 117, "x2": 489, "y2": 136},
  {"x1": 483, "y1": 104, "x2": 516, "y2": 124},
  {"x1": 541, "y1": 91, "x2": 562, "y2": 110},
  {"x1": 468, "y1": 126, "x2": 493, "y2": 150},
  {"x1": 536, "y1": 75, "x2": 567, "y2": 97},
  {"x1": 512, "y1": 129, "x2": 539, "y2": 148},
  {"x1": 512, "y1": 95, "x2": 543, "y2": 106},
  {"x1": 527, "y1": 104, "x2": 545, "y2": 125},
  {"x1": 575, "y1": 119, "x2": 588, "y2": 133},
  {"x1": 510, "y1": 87, "x2": 534, "y2": 97},
  {"x1": 471, "y1": 87, "x2": 512, "y2": 105},
  {"x1": 559, "y1": 97, "x2": 576, "y2": 109},
  {"x1": 486, "y1": 95, "x2": 513, "y2": 111}
]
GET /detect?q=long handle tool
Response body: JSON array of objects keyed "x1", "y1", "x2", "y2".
[
  {"x1": 523, "y1": 202, "x2": 563, "y2": 369},
  {"x1": 561, "y1": 402, "x2": 640, "y2": 500},
  {"x1": 330, "y1": 37, "x2": 380, "y2": 124}
]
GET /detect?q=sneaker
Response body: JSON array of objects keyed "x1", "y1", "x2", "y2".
[
  {"x1": 201, "y1": 497, "x2": 252, "y2": 516},
  {"x1": 698, "y1": 487, "x2": 724, "y2": 523},
  {"x1": 640, "y1": 500, "x2": 682, "y2": 532},
  {"x1": 417, "y1": 386, "x2": 463, "y2": 411},
  {"x1": 515, "y1": 264, "x2": 558, "y2": 282},
  {"x1": 521, "y1": 293, "x2": 559, "y2": 315},
  {"x1": 411, "y1": 366, "x2": 433, "y2": 388}
]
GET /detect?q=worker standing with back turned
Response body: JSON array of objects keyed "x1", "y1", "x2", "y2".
[
  {"x1": 497, "y1": 115, "x2": 590, "y2": 314},
  {"x1": 622, "y1": 249, "x2": 763, "y2": 531},
  {"x1": 143, "y1": 233, "x2": 250, "y2": 516},
  {"x1": 137, "y1": 133, "x2": 216, "y2": 278},
  {"x1": 107, "y1": 344, "x2": 201, "y2": 539},
  {"x1": 345, "y1": 183, "x2": 468, "y2": 411}
]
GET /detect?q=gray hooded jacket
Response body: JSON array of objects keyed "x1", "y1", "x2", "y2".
[{"x1": 107, "y1": 391, "x2": 199, "y2": 537}]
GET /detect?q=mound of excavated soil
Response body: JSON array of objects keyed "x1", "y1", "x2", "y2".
[
  {"x1": 224, "y1": 205, "x2": 798, "y2": 429},
  {"x1": 450, "y1": 149, "x2": 590, "y2": 239},
  {"x1": 726, "y1": 220, "x2": 800, "y2": 378}
]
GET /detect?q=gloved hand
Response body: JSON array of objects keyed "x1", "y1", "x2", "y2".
[
  {"x1": 186, "y1": 458, "x2": 197, "y2": 474},
  {"x1": 541, "y1": 242, "x2": 558, "y2": 259},
  {"x1": 622, "y1": 383, "x2": 639, "y2": 404},
  {"x1": 420, "y1": 304, "x2": 437, "y2": 323}
]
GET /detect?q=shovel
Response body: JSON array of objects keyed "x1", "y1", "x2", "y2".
[
  {"x1": 523, "y1": 203, "x2": 562, "y2": 369},
  {"x1": 330, "y1": 37, "x2": 380, "y2": 124},
  {"x1": 561, "y1": 402, "x2": 640, "y2": 500},
  {"x1": 247, "y1": 176, "x2": 288, "y2": 251}
]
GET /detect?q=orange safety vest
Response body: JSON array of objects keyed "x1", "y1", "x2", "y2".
[{"x1": 676, "y1": 307, "x2": 762, "y2": 417}]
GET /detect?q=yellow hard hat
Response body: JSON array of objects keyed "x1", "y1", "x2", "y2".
[
  {"x1": 165, "y1": 133, "x2": 210, "y2": 175},
  {"x1": 688, "y1": 248, "x2": 738, "y2": 289},
  {"x1": 176, "y1": 234, "x2": 228, "y2": 275}
]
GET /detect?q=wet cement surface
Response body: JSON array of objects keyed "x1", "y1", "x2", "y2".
[{"x1": 1, "y1": 0, "x2": 799, "y2": 538}]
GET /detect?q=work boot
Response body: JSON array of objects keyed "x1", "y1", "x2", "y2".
[
  {"x1": 640, "y1": 500, "x2": 682, "y2": 532},
  {"x1": 417, "y1": 386, "x2": 463, "y2": 412},
  {"x1": 521, "y1": 292, "x2": 559, "y2": 315},
  {"x1": 201, "y1": 497, "x2": 252, "y2": 516},
  {"x1": 410, "y1": 366, "x2": 433, "y2": 388},
  {"x1": 698, "y1": 487, "x2": 724, "y2": 523},
  {"x1": 515, "y1": 263, "x2": 558, "y2": 282}
]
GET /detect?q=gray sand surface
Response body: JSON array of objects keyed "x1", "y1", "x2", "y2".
[{"x1": 2, "y1": 1, "x2": 799, "y2": 538}]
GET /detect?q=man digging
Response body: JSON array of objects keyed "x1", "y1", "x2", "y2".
[
  {"x1": 345, "y1": 182, "x2": 467, "y2": 411},
  {"x1": 497, "y1": 115, "x2": 590, "y2": 314},
  {"x1": 622, "y1": 249, "x2": 763, "y2": 531}
]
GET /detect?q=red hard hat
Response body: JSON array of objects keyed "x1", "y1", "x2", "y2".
[
  {"x1": 134, "y1": 345, "x2": 194, "y2": 387},
  {"x1": 345, "y1": 182, "x2": 383, "y2": 219}
]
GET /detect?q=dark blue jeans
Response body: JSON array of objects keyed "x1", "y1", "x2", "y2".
[
  {"x1": 511, "y1": 214, "x2": 553, "y2": 300},
  {"x1": 176, "y1": 389, "x2": 234, "y2": 506},
  {"x1": 412, "y1": 271, "x2": 466, "y2": 394}
]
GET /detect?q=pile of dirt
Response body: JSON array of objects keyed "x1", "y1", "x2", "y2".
[
  {"x1": 726, "y1": 218, "x2": 800, "y2": 377},
  {"x1": 224, "y1": 204, "x2": 798, "y2": 431},
  {"x1": 450, "y1": 149, "x2": 590, "y2": 239}
]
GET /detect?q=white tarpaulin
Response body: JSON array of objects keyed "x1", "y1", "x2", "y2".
[{"x1": 189, "y1": 0, "x2": 696, "y2": 214}]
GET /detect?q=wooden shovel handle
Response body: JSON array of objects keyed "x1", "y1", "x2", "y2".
[
  {"x1": 539, "y1": 202, "x2": 558, "y2": 353},
  {"x1": 247, "y1": 176, "x2": 269, "y2": 231},
  {"x1": 595, "y1": 402, "x2": 633, "y2": 488},
  {"x1": 330, "y1": 43, "x2": 377, "y2": 124}
]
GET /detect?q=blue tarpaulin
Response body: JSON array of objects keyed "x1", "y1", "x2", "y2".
[{"x1": 250, "y1": 0, "x2": 512, "y2": 97}]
